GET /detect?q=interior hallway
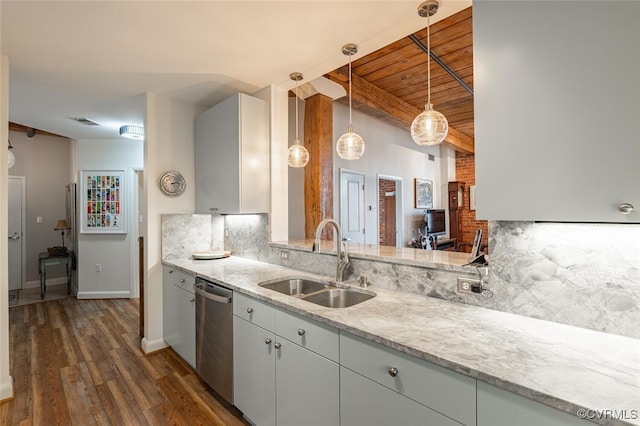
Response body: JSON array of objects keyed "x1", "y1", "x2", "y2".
[{"x1": 1, "y1": 297, "x2": 247, "y2": 425}]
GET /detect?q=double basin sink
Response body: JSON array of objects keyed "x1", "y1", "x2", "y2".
[{"x1": 259, "y1": 278, "x2": 375, "y2": 308}]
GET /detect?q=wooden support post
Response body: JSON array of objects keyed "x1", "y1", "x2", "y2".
[{"x1": 303, "y1": 94, "x2": 334, "y2": 239}]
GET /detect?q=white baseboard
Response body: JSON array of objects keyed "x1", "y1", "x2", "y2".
[
  {"x1": 24, "y1": 278, "x2": 66, "y2": 289},
  {"x1": 76, "y1": 291, "x2": 130, "y2": 299},
  {"x1": 0, "y1": 376, "x2": 14, "y2": 401},
  {"x1": 141, "y1": 337, "x2": 168, "y2": 355}
]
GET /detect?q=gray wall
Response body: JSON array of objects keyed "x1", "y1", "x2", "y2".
[{"x1": 8, "y1": 130, "x2": 72, "y2": 284}]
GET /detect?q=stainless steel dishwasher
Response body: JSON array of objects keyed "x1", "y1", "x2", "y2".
[{"x1": 195, "y1": 277, "x2": 234, "y2": 404}]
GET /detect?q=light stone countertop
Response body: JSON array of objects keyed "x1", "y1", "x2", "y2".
[
  {"x1": 163, "y1": 255, "x2": 640, "y2": 426},
  {"x1": 271, "y1": 239, "x2": 478, "y2": 272}
]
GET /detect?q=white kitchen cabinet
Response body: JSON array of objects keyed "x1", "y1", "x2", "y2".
[
  {"x1": 162, "y1": 266, "x2": 196, "y2": 367},
  {"x1": 162, "y1": 266, "x2": 177, "y2": 346},
  {"x1": 340, "y1": 331, "x2": 476, "y2": 426},
  {"x1": 233, "y1": 315, "x2": 276, "y2": 426},
  {"x1": 477, "y1": 381, "x2": 592, "y2": 426},
  {"x1": 474, "y1": 1, "x2": 640, "y2": 222},
  {"x1": 173, "y1": 285, "x2": 196, "y2": 368},
  {"x1": 340, "y1": 367, "x2": 460, "y2": 426},
  {"x1": 195, "y1": 92, "x2": 269, "y2": 214},
  {"x1": 232, "y1": 293, "x2": 339, "y2": 426}
]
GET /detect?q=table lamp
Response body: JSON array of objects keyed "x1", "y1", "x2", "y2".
[{"x1": 54, "y1": 219, "x2": 71, "y2": 250}]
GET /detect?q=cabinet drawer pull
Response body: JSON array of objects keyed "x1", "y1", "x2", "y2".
[
  {"x1": 168, "y1": 270, "x2": 174, "y2": 274},
  {"x1": 619, "y1": 203, "x2": 635, "y2": 214},
  {"x1": 274, "y1": 342, "x2": 282, "y2": 349},
  {"x1": 297, "y1": 328, "x2": 305, "y2": 336},
  {"x1": 189, "y1": 298, "x2": 195, "y2": 303},
  {"x1": 180, "y1": 278, "x2": 185, "y2": 283},
  {"x1": 265, "y1": 338, "x2": 272, "y2": 345},
  {"x1": 388, "y1": 367, "x2": 399, "y2": 377},
  {"x1": 247, "y1": 307, "x2": 254, "y2": 314}
]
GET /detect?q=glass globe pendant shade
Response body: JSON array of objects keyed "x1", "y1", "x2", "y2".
[
  {"x1": 7, "y1": 149, "x2": 15, "y2": 168},
  {"x1": 287, "y1": 140, "x2": 309, "y2": 168},
  {"x1": 411, "y1": 103, "x2": 449, "y2": 146},
  {"x1": 336, "y1": 125, "x2": 365, "y2": 160}
]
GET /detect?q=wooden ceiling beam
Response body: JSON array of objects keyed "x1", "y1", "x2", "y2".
[
  {"x1": 326, "y1": 69, "x2": 474, "y2": 154},
  {"x1": 9, "y1": 122, "x2": 67, "y2": 139}
]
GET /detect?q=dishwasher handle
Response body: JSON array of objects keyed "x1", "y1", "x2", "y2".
[{"x1": 195, "y1": 283, "x2": 232, "y2": 304}]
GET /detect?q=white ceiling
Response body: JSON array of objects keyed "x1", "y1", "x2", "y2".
[{"x1": 1, "y1": 0, "x2": 470, "y2": 140}]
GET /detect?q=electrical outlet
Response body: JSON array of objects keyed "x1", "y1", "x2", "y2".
[
  {"x1": 280, "y1": 250, "x2": 289, "y2": 260},
  {"x1": 457, "y1": 277, "x2": 480, "y2": 294},
  {"x1": 95, "y1": 264, "x2": 102, "y2": 272}
]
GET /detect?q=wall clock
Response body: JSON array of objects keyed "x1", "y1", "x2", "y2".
[{"x1": 159, "y1": 170, "x2": 186, "y2": 197}]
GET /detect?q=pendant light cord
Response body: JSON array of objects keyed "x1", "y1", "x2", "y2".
[
  {"x1": 348, "y1": 53, "x2": 353, "y2": 125},
  {"x1": 295, "y1": 80, "x2": 299, "y2": 143},
  {"x1": 427, "y1": 12, "x2": 431, "y2": 105}
]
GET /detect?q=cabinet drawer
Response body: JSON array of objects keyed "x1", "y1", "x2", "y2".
[
  {"x1": 233, "y1": 293, "x2": 275, "y2": 331},
  {"x1": 340, "y1": 332, "x2": 476, "y2": 426},
  {"x1": 275, "y1": 309, "x2": 339, "y2": 362},
  {"x1": 165, "y1": 268, "x2": 195, "y2": 293}
]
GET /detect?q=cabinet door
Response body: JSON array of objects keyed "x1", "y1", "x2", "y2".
[
  {"x1": 162, "y1": 267, "x2": 176, "y2": 346},
  {"x1": 275, "y1": 338, "x2": 339, "y2": 426},
  {"x1": 233, "y1": 316, "x2": 276, "y2": 426},
  {"x1": 340, "y1": 367, "x2": 460, "y2": 426},
  {"x1": 477, "y1": 381, "x2": 592, "y2": 426},
  {"x1": 195, "y1": 93, "x2": 269, "y2": 214},
  {"x1": 474, "y1": 1, "x2": 640, "y2": 222},
  {"x1": 173, "y1": 286, "x2": 196, "y2": 368}
]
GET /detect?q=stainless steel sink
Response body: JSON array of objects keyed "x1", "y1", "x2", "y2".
[
  {"x1": 259, "y1": 278, "x2": 327, "y2": 296},
  {"x1": 301, "y1": 288, "x2": 375, "y2": 308},
  {"x1": 258, "y1": 278, "x2": 376, "y2": 308}
]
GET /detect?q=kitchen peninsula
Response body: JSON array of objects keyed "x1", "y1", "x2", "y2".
[{"x1": 162, "y1": 250, "x2": 639, "y2": 426}]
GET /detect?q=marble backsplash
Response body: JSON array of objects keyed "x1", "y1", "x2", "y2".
[{"x1": 161, "y1": 214, "x2": 639, "y2": 339}]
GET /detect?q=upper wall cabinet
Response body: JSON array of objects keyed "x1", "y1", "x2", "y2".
[
  {"x1": 474, "y1": 1, "x2": 640, "y2": 223},
  {"x1": 195, "y1": 93, "x2": 269, "y2": 214}
]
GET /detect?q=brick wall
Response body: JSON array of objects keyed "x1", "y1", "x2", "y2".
[
  {"x1": 378, "y1": 179, "x2": 396, "y2": 245},
  {"x1": 455, "y1": 153, "x2": 489, "y2": 253}
]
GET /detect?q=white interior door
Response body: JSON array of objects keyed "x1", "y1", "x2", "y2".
[
  {"x1": 340, "y1": 170, "x2": 365, "y2": 244},
  {"x1": 8, "y1": 176, "x2": 26, "y2": 291}
]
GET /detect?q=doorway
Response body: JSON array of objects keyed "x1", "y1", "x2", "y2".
[
  {"x1": 377, "y1": 175, "x2": 403, "y2": 247},
  {"x1": 339, "y1": 169, "x2": 365, "y2": 244},
  {"x1": 8, "y1": 176, "x2": 26, "y2": 292}
]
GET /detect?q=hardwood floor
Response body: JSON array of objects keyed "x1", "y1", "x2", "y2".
[{"x1": 1, "y1": 297, "x2": 248, "y2": 426}]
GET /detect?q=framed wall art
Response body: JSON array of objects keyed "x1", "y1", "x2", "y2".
[
  {"x1": 80, "y1": 170, "x2": 126, "y2": 234},
  {"x1": 414, "y1": 178, "x2": 433, "y2": 209}
]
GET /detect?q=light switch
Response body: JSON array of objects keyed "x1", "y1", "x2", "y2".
[{"x1": 36, "y1": 216, "x2": 43, "y2": 224}]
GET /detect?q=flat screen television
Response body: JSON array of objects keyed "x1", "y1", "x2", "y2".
[{"x1": 425, "y1": 209, "x2": 446, "y2": 236}]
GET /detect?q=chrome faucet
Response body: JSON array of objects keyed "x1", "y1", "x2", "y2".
[{"x1": 312, "y1": 218, "x2": 350, "y2": 283}]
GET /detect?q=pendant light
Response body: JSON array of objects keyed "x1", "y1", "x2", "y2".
[
  {"x1": 336, "y1": 43, "x2": 365, "y2": 160},
  {"x1": 287, "y1": 72, "x2": 309, "y2": 168},
  {"x1": 411, "y1": 0, "x2": 449, "y2": 146},
  {"x1": 7, "y1": 139, "x2": 15, "y2": 169}
]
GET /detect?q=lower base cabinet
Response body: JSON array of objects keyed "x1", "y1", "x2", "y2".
[
  {"x1": 233, "y1": 293, "x2": 339, "y2": 426},
  {"x1": 477, "y1": 381, "x2": 593, "y2": 426},
  {"x1": 233, "y1": 316, "x2": 276, "y2": 426},
  {"x1": 173, "y1": 285, "x2": 196, "y2": 368},
  {"x1": 340, "y1": 367, "x2": 461, "y2": 426},
  {"x1": 162, "y1": 266, "x2": 196, "y2": 367}
]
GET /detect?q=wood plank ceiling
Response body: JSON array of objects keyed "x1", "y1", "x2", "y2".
[{"x1": 326, "y1": 6, "x2": 474, "y2": 153}]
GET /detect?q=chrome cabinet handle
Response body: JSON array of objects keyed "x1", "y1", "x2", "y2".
[
  {"x1": 189, "y1": 298, "x2": 195, "y2": 303},
  {"x1": 297, "y1": 329, "x2": 305, "y2": 336},
  {"x1": 180, "y1": 278, "x2": 185, "y2": 283},
  {"x1": 618, "y1": 203, "x2": 635, "y2": 214},
  {"x1": 274, "y1": 342, "x2": 281, "y2": 349},
  {"x1": 168, "y1": 270, "x2": 174, "y2": 274},
  {"x1": 8, "y1": 233, "x2": 20, "y2": 240},
  {"x1": 247, "y1": 307, "x2": 253, "y2": 314},
  {"x1": 265, "y1": 338, "x2": 272, "y2": 345},
  {"x1": 388, "y1": 367, "x2": 399, "y2": 377}
]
